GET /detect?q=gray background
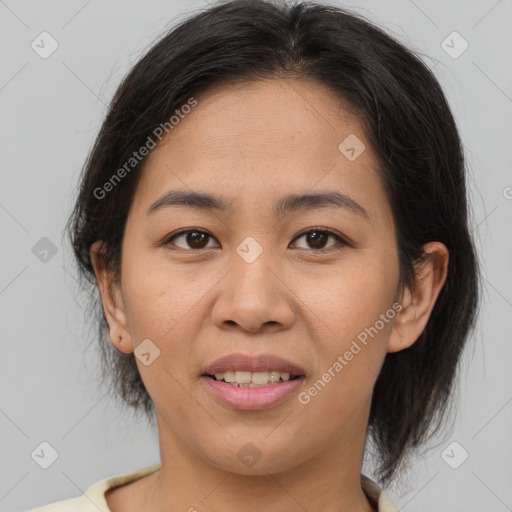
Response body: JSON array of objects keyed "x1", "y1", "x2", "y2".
[{"x1": 1, "y1": 0, "x2": 511, "y2": 511}]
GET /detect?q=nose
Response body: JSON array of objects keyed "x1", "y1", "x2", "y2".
[{"x1": 211, "y1": 248, "x2": 296, "y2": 334}]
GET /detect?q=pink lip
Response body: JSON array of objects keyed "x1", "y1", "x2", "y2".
[
  {"x1": 202, "y1": 376, "x2": 305, "y2": 411},
  {"x1": 201, "y1": 352, "x2": 306, "y2": 411},
  {"x1": 202, "y1": 353, "x2": 306, "y2": 376}
]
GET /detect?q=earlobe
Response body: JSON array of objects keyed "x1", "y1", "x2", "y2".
[
  {"x1": 90, "y1": 241, "x2": 134, "y2": 354},
  {"x1": 387, "y1": 242, "x2": 449, "y2": 353}
]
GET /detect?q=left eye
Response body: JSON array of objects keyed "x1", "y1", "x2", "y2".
[
  {"x1": 163, "y1": 228, "x2": 347, "y2": 252},
  {"x1": 291, "y1": 228, "x2": 346, "y2": 252}
]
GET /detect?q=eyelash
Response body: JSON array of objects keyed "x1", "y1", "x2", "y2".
[{"x1": 163, "y1": 227, "x2": 348, "y2": 253}]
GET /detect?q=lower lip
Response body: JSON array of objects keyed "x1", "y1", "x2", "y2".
[{"x1": 201, "y1": 376, "x2": 304, "y2": 411}]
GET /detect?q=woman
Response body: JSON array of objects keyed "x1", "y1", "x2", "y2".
[{"x1": 28, "y1": 0, "x2": 480, "y2": 510}]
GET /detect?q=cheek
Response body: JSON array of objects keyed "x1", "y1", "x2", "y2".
[
  {"x1": 295, "y1": 283, "x2": 396, "y2": 440},
  {"x1": 119, "y1": 254, "x2": 207, "y2": 416},
  {"x1": 297, "y1": 254, "x2": 398, "y2": 404},
  {"x1": 299, "y1": 253, "x2": 398, "y2": 345},
  {"x1": 121, "y1": 244, "x2": 191, "y2": 324},
  {"x1": 119, "y1": 249, "x2": 211, "y2": 371}
]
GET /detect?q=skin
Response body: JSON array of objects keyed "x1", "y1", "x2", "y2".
[{"x1": 91, "y1": 78, "x2": 449, "y2": 512}]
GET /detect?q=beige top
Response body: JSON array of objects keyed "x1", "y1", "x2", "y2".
[{"x1": 26, "y1": 463, "x2": 399, "y2": 511}]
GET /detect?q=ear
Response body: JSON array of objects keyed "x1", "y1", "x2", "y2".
[
  {"x1": 387, "y1": 241, "x2": 449, "y2": 353},
  {"x1": 90, "y1": 240, "x2": 134, "y2": 354}
]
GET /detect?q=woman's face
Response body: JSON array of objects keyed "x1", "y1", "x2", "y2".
[{"x1": 102, "y1": 78, "x2": 404, "y2": 474}]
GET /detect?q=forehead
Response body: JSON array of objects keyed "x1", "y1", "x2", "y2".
[
  {"x1": 166, "y1": 78, "x2": 364, "y2": 160},
  {"x1": 132, "y1": 78, "x2": 391, "y2": 225}
]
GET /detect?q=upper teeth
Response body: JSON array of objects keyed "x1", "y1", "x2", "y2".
[{"x1": 214, "y1": 370, "x2": 291, "y2": 385}]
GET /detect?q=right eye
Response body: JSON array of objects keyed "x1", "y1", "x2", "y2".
[{"x1": 163, "y1": 229, "x2": 219, "y2": 251}]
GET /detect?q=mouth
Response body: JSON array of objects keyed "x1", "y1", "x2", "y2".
[
  {"x1": 204, "y1": 370, "x2": 302, "y2": 388},
  {"x1": 202, "y1": 352, "x2": 306, "y2": 382},
  {"x1": 201, "y1": 353, "x2": 306, "y2": 411}
]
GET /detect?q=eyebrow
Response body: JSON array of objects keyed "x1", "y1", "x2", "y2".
[{"x1": 146, "y1": 189, "x2": 369, "y2": 220}]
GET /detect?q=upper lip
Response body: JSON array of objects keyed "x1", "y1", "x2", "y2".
[{"x1": 203, "y1": 353, "x2": 306, "y2": 376}]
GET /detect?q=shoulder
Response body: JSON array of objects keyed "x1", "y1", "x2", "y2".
[
  {"x1": 361, "y1": 474, "x2": 399, "y2": 512},
  {"x1": 24, "y1": 494, "x2": 98, "y2": 512},
  {"x1": 24, "y1": 464, "x2": 161, "y2": 512}
]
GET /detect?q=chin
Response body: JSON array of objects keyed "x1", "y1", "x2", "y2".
[{"x1": 195, "y1": 436, "x2": 310, "y2": 476}]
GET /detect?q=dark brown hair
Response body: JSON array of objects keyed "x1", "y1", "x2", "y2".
[{"x1": 66, "y1": 0, "x2": 481, "y2": 485}]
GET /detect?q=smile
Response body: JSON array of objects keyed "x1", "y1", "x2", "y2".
[{"x1": 207, "y1": 370, "x2": 299, "y2": 387}]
